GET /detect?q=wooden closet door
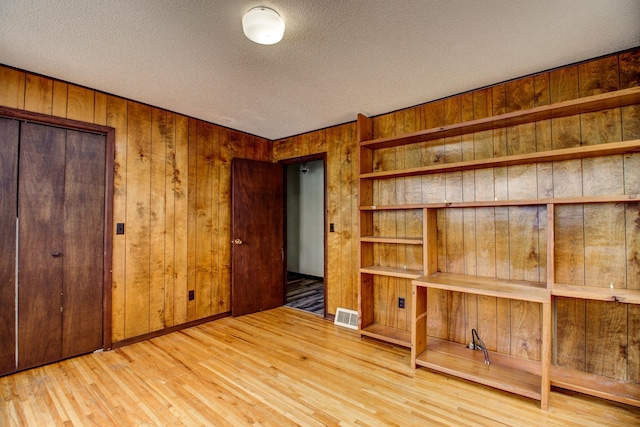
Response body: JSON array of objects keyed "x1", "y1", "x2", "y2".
[
  {"x1": 61, "y1": 129, "x2": 104, "y2": 358},
  {"x1": 0, "y1": 118, "x2": 19, "y2": 375},
  {"x1": 17, "y1": 123, "x2": 105, "y2": 370},
  {"x1": 17, "y1": 123, "x2": 66, "y2": 370}
]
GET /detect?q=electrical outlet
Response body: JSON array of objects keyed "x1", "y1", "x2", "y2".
[
  {"x1": 398, "y1": 297, "x2": 405, "y2": 309},
  {"x1": 330, "y1": 223, "x2": 335, "y2": 232},
  {"x1": 188, "y1": 290, "x2": 195, "y2": 301},
  {"x1": 116, "y1": 223, "x2": 125, "y2": 235}
]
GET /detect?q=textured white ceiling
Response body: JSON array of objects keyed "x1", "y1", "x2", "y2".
[{"x1": 1, "y1": 1, "x2": 639, "y2": 140}]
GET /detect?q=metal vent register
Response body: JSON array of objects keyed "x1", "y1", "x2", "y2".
[{"x1": 334, "y1": 308, "x2": 358, "y2": 330}]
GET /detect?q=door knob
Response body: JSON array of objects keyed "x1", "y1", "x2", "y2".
[
  {"x1": 233, "y1": 239, "x2": 243, "y2": 245},
  {"x1": 51, "y1": 251, "x2": 62, "y2": 257}
]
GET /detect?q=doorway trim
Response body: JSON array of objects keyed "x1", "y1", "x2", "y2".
[
  {"x1": 280, "y1": 153, "x2": 328, "y2": 318},
  {"x1": 0, "y1": 106, "x2": 115, "y2": 351}
]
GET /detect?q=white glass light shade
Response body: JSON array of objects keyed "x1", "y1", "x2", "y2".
[{"x1": 242, "y1": 7, "x2": 285, "y2": 45}]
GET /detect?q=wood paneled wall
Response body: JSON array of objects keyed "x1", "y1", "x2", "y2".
[
  {"x1": 1, "y1": 47, "x2": 637, "y2": 362},
  {"x1": 272, "y1": 124, "x2": 359, "y2": 315},
  {"x1": 362, "y1": 48, "x2": 640, "y2": 383},
  {"x1": 0, "y1": 66, "x2": 270, "y2": 343}
]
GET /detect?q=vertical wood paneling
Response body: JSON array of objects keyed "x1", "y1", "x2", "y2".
[
  {"x1": 67, "y1": 85, "x2": 95, "y2": 123},
  {"x1": 94, "y1": 92, "x2": 107, "y2": 125},
  {"x1": 106, "y1": 95, "x2": 128, "y2": 342},
  {"x1": 24, "y1": 74, "x2": 52, "y2": 115},
  {"x1": 218, "y1": 129, "x2": 232, "y2": 313},
  {"x1": 326, "y1": 126, "x2": 342, "y2": 315},
  {"x1": 163, "y1": 112, "x2": 177, "y2": 327},
  {"x1": 2, "y1": 44, "x2": 638, "y2": 354},
  {"x1": 340, "y1": 124, "x2": 357, "y2": 312},
  {"x1": 51, "y1": 81, "x2": 68, "y2": 118},
  {"x1": 0, "y1": 67, "x2": 25, "y2": 109},
  {"x1": 186, "y1": 119, "x2": 198, "y2": 321},
  {"x1": 195, "y1": 122, "x2": 214, "y2": 319},
  {"x1": 124, "y1": 101, "x2": 152, "y2": 338},
  {"x1": 209, "y1": 126, "x2": 221, "y2": 315},
  {"x1": 150, "y1": 108, "x2": 167, "y2": 331},
  {"x1": 173, "y1": 115, "x2": 190, "y2": 324}
]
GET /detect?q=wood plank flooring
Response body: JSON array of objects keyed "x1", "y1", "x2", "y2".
[
  {"x1": 1, "y1": 307, "x2": 638, "y2": 426},
  {"x1": 285, "y1": 274, "x2": 324, "y2": 316}
]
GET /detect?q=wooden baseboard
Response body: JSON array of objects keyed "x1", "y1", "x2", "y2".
[{"x1": 110, "y1": 311, "x2": 231, "y2": 349}]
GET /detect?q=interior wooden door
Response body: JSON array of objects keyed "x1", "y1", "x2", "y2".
[
  {"x1": 231, "y1": 158, "x2": 284, "y2": 316},
  {"x1": 0, "y1": 118, "x2": 19, "y2": 376},
  {"x1": 17, "y1": 123, "x2": 104, "y2": 370}
]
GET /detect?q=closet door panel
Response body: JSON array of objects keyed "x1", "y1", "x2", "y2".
[
  {"x1": 61, "y1": 130, "x2": 105, "y2": 358},
  {"x1": 17, "y1": 123, "x2": 65, "y2": 370},
  {"x1": 0, "y1": 118, "x2": 19, "y2": 375}
]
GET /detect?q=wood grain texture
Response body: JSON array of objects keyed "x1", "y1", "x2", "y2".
[
  {"x1": 106, "y1": 95, "x2": 128, "y2": 342},
  {"x1": 150, "y1": 108, "x2": 168, "y2": 331},
  {"x1": 66, "y1": 84, "x2": 94, "y2": 123},
  {"x1": 173, "y1": 115, "x2": 190, "y2": 324},
  {"x1": 0, "y1": 118, "x2": 18, "y2": 375},
  {"x1": 24, "y1": 74, "x2": 52, "y2": 115},
  {"x1": 0, "y1": 67, "x2": 25, "y2": 109},
  {"x1": 124, "y1": 101, "x2": 152, "y2": 338},
  {"x1": 51, "y1": 81, "x2": 68, "y2": 117},
  {"x1": 3, "y1": 307, "x2": 639, "y2": 426}
]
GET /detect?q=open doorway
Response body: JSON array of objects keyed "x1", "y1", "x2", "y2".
[{"x1": 284, "y1": 158, "x2": 325, "y2": 316}]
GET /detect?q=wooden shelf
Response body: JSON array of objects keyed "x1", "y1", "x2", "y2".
[
  {"x1": 414, "y1": 272, "x2": 549, "y2": 303},
  {"x1": 360, "y1": 324, "x2": 411, "y2": 347},
  {"x1": 359, "y1": 194, "x2": 639, "y2": 211},
  {"x1": 360, "y1": 139, "x2": 640, "y2": 180},
  {"x1": 552, "y1": 284, "x2": 640, "y2": 304},
  {"x1": 360, "y1": 87, "x2": 640, "y2": 150},
  {"x1": 360, "y1": 265, "x2": 423, "y2": 279},
  {"x1": 360, "y1": 236, "x2": 423, "y2": 245},
  {"x1": 415, "y1": 337, "x2": 543, "y2": 401},
  {"x1": 551, "y1": 365, "x2": 640, "y2": 407},
  {"x1": 359, "y1": 81, "x2": 640, "y2": 411}
]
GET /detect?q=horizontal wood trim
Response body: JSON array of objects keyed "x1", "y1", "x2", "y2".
[
  {"x1": 552, "y1": 284, "x2": 640, "y2": 304},
  {"x1": 414, "y1": 272, "x2": 549, "y2": 303},
  {"x1": 111, "y1": 311, "x2": 231, "y2": 349},
  {"x1": 0, "y1": 105, "x2": 112, "y2": 135},
  {"x1": 359, "y1": 194, "x2": 640, "y2": 210},
  {"x1": 361, "y1": 139, "x2": 640, "y2": 179},
  {"x1": 360, "y1": 323, "x2": 411, "y2": 347},
  {"x1": 360, "y1": 236, "x2": 423, "y2": 245},
  {"x1": 360, "y1": 86, "x2": 640, "y2": 149},
  {"x1": 551, "y1": 365, "x2": 640, "y2": 407},
  {"x1": 360, "y1": 265, "x2": 423, "y2": 279},
  {"x1": 416, "y1": 337, "x2": 543, "y2": 401}
]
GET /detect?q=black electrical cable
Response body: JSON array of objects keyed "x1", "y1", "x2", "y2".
[{"x1": 472, "y1": 329, "x2": 490, "y2": 365}]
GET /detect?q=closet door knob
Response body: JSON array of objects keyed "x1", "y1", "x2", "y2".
[
  {"x1": 233, "y1": 239, "x2": 243, "y2": 245},
  {"x1": 51, "y1": 251, "x2": 62, "y2": 257}
]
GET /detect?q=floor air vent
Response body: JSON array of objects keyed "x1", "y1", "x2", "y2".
[{"x1": 334, "y1": 308, "x2": 358, "y2": 330}]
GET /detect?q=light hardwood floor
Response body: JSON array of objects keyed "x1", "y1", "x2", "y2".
[{"x1": 1, "y1": 307, "x2": 638, "y2": 426}]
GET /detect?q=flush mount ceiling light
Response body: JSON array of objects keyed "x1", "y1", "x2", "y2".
[{"x1": 242, "y1": 7, "x2": 285, "y2": 45}]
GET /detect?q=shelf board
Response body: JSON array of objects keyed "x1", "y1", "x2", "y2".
[
  {"x1": 413, "y1": 272, "x2": 549, "y2": 303},
  {"x1": 360, "y1": 265, "x2": 423, "y2": 279},
  {"x1": 415, "y1": 337, "x2": 542, "y2": 401},
  {"x1": 359, "y1": 194, "x2": 639, "y2": 211},
  {"x1": 360, "y1": 87, "x2": 640, "y2": 150},
  {"x1": 552, "y1": 284, "x2": 640, "y2": 304},
  {"x1": 360, "y1": 323, "x2": 411, "y2": 347},
  {"x1": 360, "y1": 139, "x2": 640, "y2": 180},
  {"x1": 360, "y1": 236, "x2": 423, "y2": 245},
  {"x1": 551, "y1": 365, "x2": 640, "y2": 407}
]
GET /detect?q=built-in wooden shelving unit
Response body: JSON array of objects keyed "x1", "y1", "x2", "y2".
[{"x1": 357, "y1": 86, "x2": 640, "y2": 410}]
